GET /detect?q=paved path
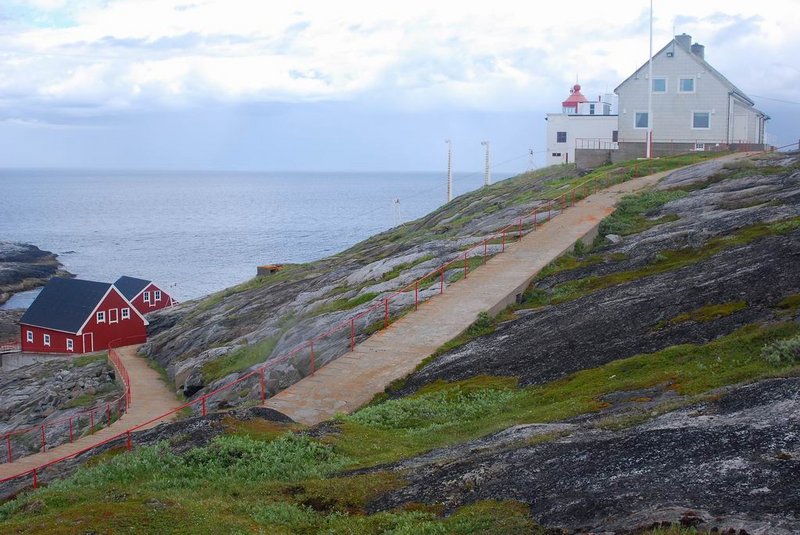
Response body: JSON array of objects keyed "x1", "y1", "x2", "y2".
[
  {"x1": 265, "y1": 164, "x2": 716, "y2": 425},
  {"x1": 0, "y1": 344, "x2": 181, "y2": 479}
]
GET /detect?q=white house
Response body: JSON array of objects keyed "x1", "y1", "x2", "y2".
[
  {"x1": 546, "y1": 84, "x2": 618, "y2": 166},
  {"x1": 615, "y1": 34, "x2": 768, "y2": 154}
]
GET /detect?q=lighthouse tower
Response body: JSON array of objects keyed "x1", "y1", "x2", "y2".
[{"x1": 561, "y1": 84, "x2": 588, "y2": 114}]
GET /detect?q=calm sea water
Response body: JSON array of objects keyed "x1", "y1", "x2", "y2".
[{"x1": 1, "y1": 169, "x2": 508, "y2": 307}]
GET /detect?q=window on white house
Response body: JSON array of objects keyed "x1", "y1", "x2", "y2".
[
  {"x1": 97, "y1": 311, "x2": 106, "y2": 323},
  {"x1": 155, "y1": 290, "x2": 162, "y2": 301},
  {"x1": 43, "y1": 334, "x2": 51, "y2": 347},
  {"x1": 122, "y1": 307, "x2": 130, "y2": 320},
  {"x1": 635, "y1": 112, "x2": 649, "y2": 128},
  {"x1": 556, "y1": 132, "x2": 567, "y2": 143},
  {"x1": 694, "y1": 143, "x2": 706, "y2": 151},
  {"x1": 589, "y1": 103, "x2": 596, "y2": 115},
  {"x1": 143, "y1": 291, "x2": 151, "y2": 303},
  {"x1": 26, "y1": 330, "x2": 33, "y2": 343},
  {"x1": 693, "y1": 112, "x2": 710, "y2": 129},
  {"x1": 679, "y1": 78, "x2": 695, "y2": 92},
  {"x1": 652, "y1": 77, "x2": 667, "y2": 92},
  {"x1": 551, "y1": 152, "x2": 562, "y2": 157},
  {"x1": 67, "y1": 339, "x2": 73, "y2": 352},
  {"x1": 612, "y1": 130, "x2": 619, "y2": 142}
]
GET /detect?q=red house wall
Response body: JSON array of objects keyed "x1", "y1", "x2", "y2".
[
  {"x1": 20, "y1": 288, "x2": 147, "y2": 354},
  {"x1": 130, "y1": 283, "x2": 173, "y2": 315},
  {"x1": 81, "y1": 289, "x2": 147, "y2": 351},
  {"x1": 20, "y1": 325, "x2": 80, "y2": 354}
]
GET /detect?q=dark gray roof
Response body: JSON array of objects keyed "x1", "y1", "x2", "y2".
[
  {"x1": 114, "y1": 276, "x2": 151, "y2": 300},
  {"x1": 20, "y1": 278, "x2": 111, "y2": 333}
]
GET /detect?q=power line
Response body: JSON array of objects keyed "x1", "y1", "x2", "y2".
[{"x1": 748, "y1": 94, "x2": 800, "y2": 106}]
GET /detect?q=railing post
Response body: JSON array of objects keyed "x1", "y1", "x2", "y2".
[
  {"x1": 69, "y1": 417, "x2": 73, "y2": 443},
  {"x1": 32, "y1": 468, "x2": 37, "y2": 489},
  {"x1": 415, "y1": 280, "x2": 419, "y2": 310},
  {"x1": 6, "y1": 435, "x2": 11, "y2": 463},
  {"x1": 40, "y1": 425, "x2": 45, "y2": 452},
  {"x1": 259, "y1": 368, "x2": 266, "y2": 402},
  {"x1": 201, "y1": 396, "x2": 207, "y2": 417},
  {"x1": 483, "y1": 239, "x2": 487, "y2": 264},
  {"x1": 106, "y1": 403, "x2": 111, "y2": 426},
  {"x1": 463, "y1": 252, "x2": 468, "y2": 279},
  {"x1": 502, "y1": 229, "x2": 506, "y2": 252},
  {"x1": 547, "y1": 200, "x2": 551, "y2": 221},
  {"x1": 571, "y1": 190, "x2": 575, "y2": 206},
  {"x1": 350, "y1": 318, "x2": 355, "y2": 351},
  {"x1": 533, "y1": 208, "x2": 537, "y2": 228},
  {"x1": 90, "y1": 410, "x2": 94, "y2": 434},
  {"x1": 309, "y1": 341, "x2": 315, "y2": 375},
  {"x1": 440, "y1": 267, "x2": 444, "y2": 294},
  {"x1": 518, "y1": 217, "x2": 522, "y2": 239},
  {"x1": 383, "y1": 299, "x2": 389, "y2": 329},
  {"x1": 126, "y1": 430, "x2": 131, "y2": 451}
]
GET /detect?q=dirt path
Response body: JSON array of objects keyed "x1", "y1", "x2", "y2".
[
  {"x1": 0, "y1": 344, "x2": 182, "y2": 479},
  {"x1": 265, "y1": 158, "x2": 749, "y2": 425}
]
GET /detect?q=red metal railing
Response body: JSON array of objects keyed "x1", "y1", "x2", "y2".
[
  {"x1": 0, "y1": 337, "x2": 135, "y2": 465},
  {"x1": 0, "y1": 341, "x2": 20, "y2": 353},
  {"x1": 2, "y1": 145, "x2": 792, "y2": 491}
]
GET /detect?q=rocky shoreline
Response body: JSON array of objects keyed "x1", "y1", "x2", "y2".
[{"x1": 0, "y1": 241, "x2": 71, "y2": 307}]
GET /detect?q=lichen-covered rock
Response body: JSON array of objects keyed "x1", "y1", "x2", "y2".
[{"x1": 0, "y1": 242, "x2": 71, "y2": 305}]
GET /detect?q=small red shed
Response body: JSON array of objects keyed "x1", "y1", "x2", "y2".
[
  {"x1": 114, "y1": 276, "x2": 175, "y2": 315},
  {"x1": 19, "y1": 278, "x2": 148, "y2": 354}
]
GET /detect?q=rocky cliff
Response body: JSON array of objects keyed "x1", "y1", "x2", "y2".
[{"x1": 0, "y1": 242, "x2": 71, "y2": 307}]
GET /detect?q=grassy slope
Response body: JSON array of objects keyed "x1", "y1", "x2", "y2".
[{"x1": 5, "y1": 151, "x2": 793, "y2": 534}]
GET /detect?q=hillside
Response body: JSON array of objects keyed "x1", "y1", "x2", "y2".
[{"x1": 1, "y1": 151, "x2": 798, "y2": 534}]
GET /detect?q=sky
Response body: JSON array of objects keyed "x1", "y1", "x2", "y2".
[{"x1": 0, "y1": 0, "x2": 798, "y2": 172}]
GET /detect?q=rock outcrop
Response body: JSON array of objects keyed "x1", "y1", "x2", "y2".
[{"x1": 0, "y1": 242, "x2": 71, "y2": 306}]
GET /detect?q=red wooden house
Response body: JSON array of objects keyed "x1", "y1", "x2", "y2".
[
  {"x1": 19, "y1": 278, "x2": 148, "y2": 354},
  {"x1": 115, "y1": 276, "x2": 175, "y2": 315}
]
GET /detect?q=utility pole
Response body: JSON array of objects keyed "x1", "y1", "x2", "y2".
[
  {"x1": 445, "y1": 139, "x2": 453, "y2": 202},
  {"x1": 646, "y1": 0, "x2": 654, "y2": 159},
  {"x1": 528, "y1": 148, "x2": 535, "y2": 172},
  {"x1": 481, "y1": 141, "x2": 491, "y2": 186}
]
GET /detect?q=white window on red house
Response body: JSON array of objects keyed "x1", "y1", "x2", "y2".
[
  {"x1": 44, "y1": 334, "x2": 51, "y2": 347},
  {"x1": 67, "y1": 339, "x2": 74, "y2": 352},
  {"x1": 97, "y1": 310, "x2": 106, "y2": 323},
  {"x1": 155, "y1": 290, "x2": 162, "y2": 301},
  {"x1": 144, "y1": 291, "x2": 151, "y2": 303},
  {"x1": 122, "y1": 307, "x2": 130, "y2": 320},
  {"x1": 26, "y1": 330, "x2": 33, "y2": 343}
]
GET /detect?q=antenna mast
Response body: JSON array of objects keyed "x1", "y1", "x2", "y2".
[
  {"x1": 481, "y1": 141, "x2": 491, "y2": 186},
  {"x1": 445, "y1": 139, "x2": 453, "y2": 202}
]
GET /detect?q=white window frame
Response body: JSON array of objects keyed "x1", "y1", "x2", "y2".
[
  {"x1": 66, "y1": 339, "x2": 74, "y2": 352},
  {"x1": 679, "y1": 77, "x2": 695, "y2": 93},
  {"x1": 634, "y1": 111, "x2": 649, "y2": 129},
  {"x1": 26, "y1": 330, "x2": 33, "y2": 343},
  {"x1": 652, "y1": 77, "x2": 667, "y2": 93},
  {"x1": 694, "y1": 143, "x2": 706, "y2": 152},
  {"x1": 692, "y1": 111, "x2": 711, "y2": 129},
  {"x1": 122, "y1": 307, "x2": 130, "y2": 320},
  {"x1": 155, "y1": 290, "x2": 162, "y2": 301},
  {"x1": 97, "y1": 310, "x2": 106, "y2": 323},
  {"x1": 43, "y1": 334, "x2": 51, "y2": 347},
  {"x1": 143, "y1": 291, "x2": 151, "y2": 303}
]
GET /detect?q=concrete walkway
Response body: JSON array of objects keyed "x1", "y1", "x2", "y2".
[
  {"x1": 265, "y1": 167, "x2": 696, "y2": 425},
  {"x1": 0, "y1": 344, "x2": 181, "y2": 479}
]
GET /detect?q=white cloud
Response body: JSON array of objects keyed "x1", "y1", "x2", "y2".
[{"x1": 1, "y1": 0, "x2": 799, "y2": 117}]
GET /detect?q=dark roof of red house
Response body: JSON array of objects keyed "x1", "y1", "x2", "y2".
[
  {"x1": 114, "y1": 276, "x2": 151, "y2": 301},
  {"x1": 20, "y1": 278, "x2": 111, "y2": 333}
]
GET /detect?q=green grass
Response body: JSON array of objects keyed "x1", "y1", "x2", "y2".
[
  {"x1": 596, "y1": 190, "x2": 687, "y2": 240},
  {"x1": 314, "y1": 292, "x2": 380, "y2": 316},
  {"x1": 657, "y1": 300, "x2": 748, "y2": 329},
  {"x1": 521, "y1": 216, "x2": 800, "y2": 310},
  {"x1": 776, "y1": 294, "x2": 800, "y2": 312},
  {"x1": 380, "y1": 254, "x2": 436, "y2": 282},
  {"x1": 201, "y1": 336, "x2": 279, "y2": 383},
  {"x1": 71, "y1": 353, "x2": 108, "y2": 367}
]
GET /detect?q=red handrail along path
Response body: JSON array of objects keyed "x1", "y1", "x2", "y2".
[
  {"x1": 0, "y1": 148, "x2": 779, "y2": 492},
  {"x1": 0, "y1": 337, "x2": 136, "y2": 465}
]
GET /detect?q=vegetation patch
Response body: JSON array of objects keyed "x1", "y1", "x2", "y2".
[
  {"x1": 314, "y1": 292, "x2": 379, "y2": 316},
  {"x1": 521, "y1": 216, "x2": 800, "y2": 309},
  {"x1": 380, "y1": 254, "x2": 435, "y2": 282},
  {"x1": 201, "y1": 336, "x2": 279, "y2": 383},
  {"x1": 776, "y1": 293, "x2": 800, "y2": 312},
  {"x1": 657, "y1": 300, "x2": 748, "y2": 329},
  {"x1": 596, "y1": 190, "x2": 688, "y2": 240},
  {"x1": 761, "y1": 334, "x2": 800, "y2": 366}
]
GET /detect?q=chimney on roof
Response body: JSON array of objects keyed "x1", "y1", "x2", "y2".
[
  {"x1": 675, "y1": 33, "x2": 691, "y2": 49},
  {"x1": 691, "y1": 43, "x2": 705, "y2": 60}
]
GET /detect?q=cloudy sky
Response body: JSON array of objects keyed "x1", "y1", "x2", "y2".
[{"x1": 1, "y1": 0, "x2": 798, "y2": 172}]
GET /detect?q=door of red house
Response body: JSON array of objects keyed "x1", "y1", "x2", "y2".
[{"x1": 83, "y1": 332, "x2": 94, "y2": 353}]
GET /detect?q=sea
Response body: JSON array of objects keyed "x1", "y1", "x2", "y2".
[{"x1": 0, "y1": 169, "x2": 511, "y2": 309}]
